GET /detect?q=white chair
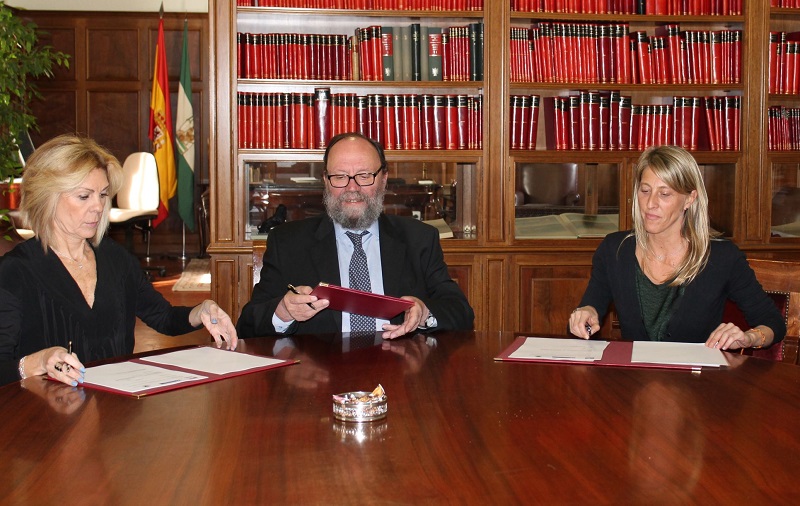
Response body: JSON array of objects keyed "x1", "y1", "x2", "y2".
[{"x1": 109, "y1": 152, "x2": 165, "y2": 276}]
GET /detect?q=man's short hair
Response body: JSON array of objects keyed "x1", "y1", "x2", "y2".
[{"x1": 323, "y1": 132, "x2": 387, "y2": 172}]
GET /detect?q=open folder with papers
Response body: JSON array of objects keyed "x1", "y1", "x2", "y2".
[
  {"x1": 495, "y1": 337, "x2": 729, "y2": 371},
  {"x1": 310, "y1": 282, "x2": 414, "y2": 319},
  {"x1": 82, "y1": 346, "x2": 296, "y2": 398}
]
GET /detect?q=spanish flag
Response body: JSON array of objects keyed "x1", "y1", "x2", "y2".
[{"x1": 149, "y1": 8, "x2": 176, "y2": 228}]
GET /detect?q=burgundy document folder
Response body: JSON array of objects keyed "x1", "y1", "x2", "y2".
[{"x1": 310, "y1": 282, "x2": 413, "y2": 319}]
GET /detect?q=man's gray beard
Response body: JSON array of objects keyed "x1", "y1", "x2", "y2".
[{"x1": 324, "y1": 187, "x2": 385, "y2": 230}]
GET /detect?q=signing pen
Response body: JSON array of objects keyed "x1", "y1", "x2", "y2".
[
  {"x1": 585, "y1": 324, "x2": 593, "y2": 338},
  {"x1": 287, "y1": 284, "x2": 316, "y2": 309}
]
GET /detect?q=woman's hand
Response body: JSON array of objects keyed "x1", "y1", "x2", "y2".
[
  {"x1": 706, "y1": 323, "x2": 773, "y2": 351},
  {"x1": 569, "y1": 306, "x2": 599, "y2": 339},
  {"x1": 191, "y1": 299, "x2": 239, "y2": 350},
  {"x1": 23, "y1": 346, "x2": 85, "y2": 386}
]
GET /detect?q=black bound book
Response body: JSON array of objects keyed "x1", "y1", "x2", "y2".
[{"x1": 410, "y1": 23, "x2": 421, "y2": 82}]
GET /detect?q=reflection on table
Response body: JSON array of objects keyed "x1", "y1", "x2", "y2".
[{"x1": 1, "y1": 331, "x2": 799, "y2": 503}]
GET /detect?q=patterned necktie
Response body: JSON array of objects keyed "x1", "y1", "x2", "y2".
[{"x1": 346, "y1": 230, "x2": 375, "y2": 335}]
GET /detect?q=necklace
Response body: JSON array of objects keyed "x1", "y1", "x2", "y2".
[{"x1": 52, "y1": 246, "x2": 87, "y2": 269}]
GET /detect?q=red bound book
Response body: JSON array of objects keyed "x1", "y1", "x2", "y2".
[
  {"x1": 510, "y1": 95, "x2": 522, "y2": 150},
  {"x1": 397, "y1": 94, "x2": 410, "y2": 149},
  {"x1": 688, "y1": 96, "x2": 701, "y2": 151},
  {"x1": 372, "y1": 26, "x2": 384, "y2": 82},
  {"x1": 629, "y1": 37, "x2": 639, "y2": 84},
  {"x1": 672, "y1": 96, "x2": 683, "y2": 146},
  {"x1": 356, "y1": 28, "x2": 369, "y2": 80},
  {"x1": 709, "y1": 31, "x2": 721, "y2": 85},
  {"x1": 633, "y1": 31, "x2": 652, "y2": 84},
  {"x1": 732, "y1": 30, "x2": 741, "y2": 84},
  {"x1": 290, "y1": 94, "x2": 301, "y2": 149},
  {"x1": 543, "y1": 97, "x2": 559, "y2": 150},
  {"x1": 541, "y1": 23, "x2": 554, "y2": 83},
  {"x1": 356, "y1": 95, "x2": 369, "y2": 137},
  {"x1": 597, "y1": 24, "x2": 609, "y2": 84},
  {"x1": 456, "y1": 95, "x2": 468, "y2": 149},
  {"x1": 444, "y1": 95, "x2": 458, "y2": 150},
  {"x1": 256, "y1": 93, "x2": 266, "y2": 150},
  {"x1": 520, "y1": 95, "x2": 532, "y2": 150},
  {"x1": 559, "y1": 98, "x2": 570, "y2": 150},
  {"x1": 303, "y1": 93, "x2": 314, "y2": 148},
  {"x1": 407, "y1": 95, "x2": 421, "y2": 150},
  {"x1": 419, "y1": 95, "x2": 434, "y2": 149},
  {"x1": 338, "y1": 35, "x2": 349, "y2": 80},
  {"x1": 391, "y1": 94, "x2": 404, "y2": 150},
  {"x1": 371, "y1": 94, "x2": 386, "y2": 146},
  {"x1": 237, "y1": 33, "x2": 244, "y2": 78},
  {"x1": 767, "y1": 32, "x2": 782, "y2": 93},
  {"x1": 724, "y1": 96, "x2": 737, "y2": 150},
  {"x1": 618, "y1": 23, "x2": 632, "y2": 84},
  {"x1": 383, "y1": 95, "x2": 397, "y2": 150},
  {"x1": 330, "y1": 94, "x2": 341, "y2": 138},
  {"x1": 588, "y1": 91, "x2": 600, "y2": 150},
  {"x1": 237, "y1": 93, "x2": 247, "y2": 149},
  {"x1": 301, "y1": 34, "x2": 312, "y2": 80},
  {"x1": 619, "y1": 96, "x2": 632, "y2": 150},
  {"x1": 308, "y1": 34, "x2": 319, "y2": 80},
  {"x1": 529, "y1": 95, "x2": 540, "y2": 150},
  {"x1": 314, "y1": 88, "x2": 331, "y2": 149},
  {"x1": 579, "y1": 91, "x2": 590, "y2": 150},
  {"x1": 703, "y1": 97, "x2": 717, "y2": 151},
  {"x1": 608, "y1": 91, "x2": 620, "y2": 150},
  {"x1": 630, "y1": 104, "x2": 641, "y2": 151},
  {"x1": 272, "y1": 93, "x2": 284, "y2": 149},
  {"x1": 347, "y1": 93, "x2": 359, "y2": 134},
  {"x1": 440, "y1": 30, "x2": 450, "y2": 82},
  {"x1": 699, "y1": 31, "x2": 710, "y2": 84},
  {"x1": 475, "y1": 94, "x2": 483, "y2": 150},
  {"x1": 639, "y1": 105, "x2": 651, "y2": 150},
  {"x1": 568, "y1": 94, "x2": 580, "y2": 150},
  {"x1": 245, "y1": 33, "x2": 257, "y2": 79},
  {"x1": 432, "y1": 95, "x2": 447, "y2": 149},
  {"x1": 267, "y1": 93, "x2": 277, "y2": 150},
  {"x1": 598, "y1": 92, "x2": 610, "y2": 150}
]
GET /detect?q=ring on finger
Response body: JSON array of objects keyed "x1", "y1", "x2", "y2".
[{"x1": 54, "y1": 362, "x2": 63, "y2": 372}]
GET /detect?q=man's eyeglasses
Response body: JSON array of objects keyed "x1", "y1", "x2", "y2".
[{"x1": 324, "y1": 167, "x2": 384, "y2": 188}]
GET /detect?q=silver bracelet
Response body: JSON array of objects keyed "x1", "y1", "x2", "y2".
[{"x1": 18, "y1": 356, "x2": 26, "y2": 380}]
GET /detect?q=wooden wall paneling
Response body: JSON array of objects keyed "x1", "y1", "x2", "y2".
[
  {"x1": 485, "y1": 256, "x2": 507, "y2": 332},
  {"x1": 512, "y1": 255, "x2": 594, "y2": 336}
]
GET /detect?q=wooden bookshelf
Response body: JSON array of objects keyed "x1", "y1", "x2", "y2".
[{"x1": 209, "y1": 1, "x2": 800, "y2": 335}]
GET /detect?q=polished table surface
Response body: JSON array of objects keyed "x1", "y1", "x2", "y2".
[{"x1": 2, "y1": 331, "x2": 800, "y2": 504}]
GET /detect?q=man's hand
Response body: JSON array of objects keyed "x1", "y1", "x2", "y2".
[
  {"x1": 381, "y1": 296, "x2": 428, "y2": 339},
  {"x1": 276, "y1": 285, "x2": 329, "y2": 322}
]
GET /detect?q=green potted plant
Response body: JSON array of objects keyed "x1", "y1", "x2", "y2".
[{"x1": 0, "y1": 1, "x2": 69, "y2": 219}]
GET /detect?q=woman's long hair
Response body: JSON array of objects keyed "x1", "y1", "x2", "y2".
[{"x1": 631, "y1": 145, "x2": 718, "y2": 285}]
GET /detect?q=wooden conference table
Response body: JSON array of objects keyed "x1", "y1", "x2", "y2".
[{"x1": 1, "y1": 331, "x2": 799, "y2": 504}]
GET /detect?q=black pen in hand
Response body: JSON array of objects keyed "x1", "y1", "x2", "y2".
[
  {"x1": 585, "y1": 324, "x2": 593, "y2": 338},
  {"x1": 287, "y1": 284, "x2": 315, "y2": 309}
]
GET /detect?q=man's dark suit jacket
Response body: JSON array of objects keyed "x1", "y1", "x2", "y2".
[{"x1": 236, "y1": 214, "x2": 474, "y2": 337}]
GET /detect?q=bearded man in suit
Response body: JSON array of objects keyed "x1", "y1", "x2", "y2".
[{"x1": 236, "y1": 132, "x2": 474, "y2": 339}]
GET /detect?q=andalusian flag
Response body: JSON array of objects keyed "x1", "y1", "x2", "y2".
[
  {"x1": 148, "y1": 8, "x2": 176, "y2": 228},
  {"x1": 175, "y1": 19, "x2": 196, "y2": 231}
]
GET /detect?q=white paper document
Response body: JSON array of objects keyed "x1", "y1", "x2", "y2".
[
  {"x1": 85, "y1": 361, "x2": 207, "y2": 393},
  {"x1": 509, "y1": 337, "x2": 610, "y2": 361},
  {"x1": 631, "y1": 342, "x2": 729, "y2": 368},
  {"x1": 140, "y1": 346, "x2": 285, "y2": 375}
]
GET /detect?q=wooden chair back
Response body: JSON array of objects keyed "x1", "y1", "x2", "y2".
[{"x1": 741, "y1": 258, "x2": 800, "y2": 364}]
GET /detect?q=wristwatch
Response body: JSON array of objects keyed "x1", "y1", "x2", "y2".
[{"x1": 419, "y1": 311, "x2": 438, "y2": 330}]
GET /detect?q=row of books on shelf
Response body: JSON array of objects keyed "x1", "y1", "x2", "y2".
[
  {"x1": 238, "y1": 90, "x2": 483, "y2": 150},
  {"x1": 767, "y1": 106, "x2": 800, "y2": 151},
  {"x1": 510, "y1": 0, "x2": 742, "y2": 14},
  {"x1": 536, "y1": 93, "x2": 740, "y2": 151},
  {"x1": 237, "y1": 23, "x2": 484, "y2": 82},
  {"x1": 771, "y1": 0, "x2": 800, "y2": 6},
  {"x1": 511, "y1": 23, "x2": 741, "y2": 85},
  {"x1": 769, "y1": 32, "x2": 800, "y2": 95},
  {"x1": 236, "y1": 0, "x2": 484, "y2": 9}
]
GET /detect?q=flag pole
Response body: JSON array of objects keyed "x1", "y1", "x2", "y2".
[{"x1": 181, "y1": 223, "x2": 188, "y2": 261}]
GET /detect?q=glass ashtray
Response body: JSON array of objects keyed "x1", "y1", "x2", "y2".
[{"x1": 332, "y1": 387, "x2": 388, "y2": 422}]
